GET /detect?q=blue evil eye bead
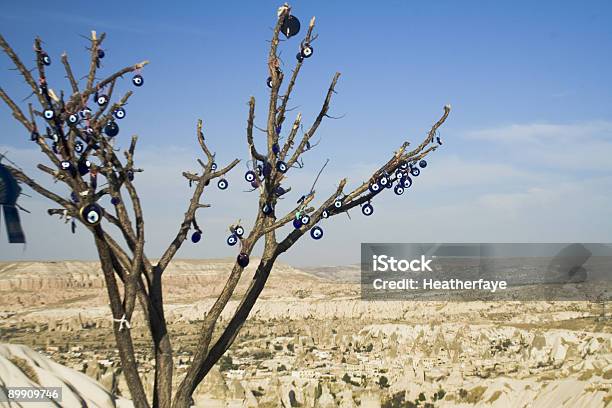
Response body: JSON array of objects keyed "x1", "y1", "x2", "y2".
[
  {"x1": 276, "y1": 160, "x2": 288, "y2": 173},
  {"x1": 80, "y1": 107, "x2": 92, "y2": 119},
  {"x1": 296, "y1": 52, "x2": 304, "y2": 63},
  {"x1": 300, "y1": 43, "x2": 313, "y2": 59},
  {"x1": 419, "y1": 159, "x2": 427, "y2": 168},
  {"x1": 245, "y1": 170, "x2": 256, "y2": 183},
  {"x1": 262, "y1": 202, "x2": 274, "y2": 215},
  {"x1": 74, "y1": 141, "x2": 84, "y2": 153},
  {"x1": 211, "y1": 162, "x2": 218, "y2": 171},
  {"x1": 127, "y1": 170, "x2": 134, "y2": 181},
  {"x1": 272, "y1": 143, "x2": 280, "y2": 155},
  {"x1": 237, "y1": 252, "x2": 249, "y2": 268},
  {"x1": 310, "y1": 226, "x2": 323, "y2": 240},
  {"x1": 322, "y1": 209, "x2": 330, "y2": 219},
  {"x1": 50, "y1": 133, "x2": 60, "y2": 143},
  {"x1": 267, "y1": 76, "x2": 273, "y2": 88},
  {"x1": 399, "y1": 161, "x2": 408, "y2": 170},
  {"x1": 43, "y1": 109, "x2": 54, "y2": 120},
  {"x1": 436, "y1": 136, "x2": 443, "y2": 145},
  {"x1": 378, "y1": 173, "x2": 390, "y2": 187},
  {"x1": 250, "y1": 180, "x2": 260, "y2": 188},
  {"x1": 333, "y1": 199, "x2": 343, "y2": 209},
  {"x1": 217, "y1": 178, "x2": 229, "y2": 190},
  {"x1": 104, "y1": 121, "x2": 119, "y2": 137},
  {"x1": 227, "y1": 234, "x2": 238, "y2": 246},
  {"x1": 111, "y1": 197, "x2": 121, "y2": 205},
  {"x1": 263, "y1": 161, "x2": 272, "y2": 177},
  {"x1": 293, "y1": 218, "x2": 303, "y2": 229},
  {"x1": 300, "y1": 214, "x2": 311, "y2": 225},
  {"x1": 191, "y1": 230, "x2": 202, "y2": 243},
  {"x1": 30, "y1": 130, "x2": 39, "y2": 141},
  {"x1": 394, "y1": 184, "x2": 405, "y2": 196},
  {"x1": 80, "y1": 203, "x2": 103, "y2": 226},
  {"x1": 275, "y1": 125, "x2": 282, "y2": 135},
  {"x1": 40, "y1": 52, "x2": 51, "y2": 66},
  {"x1": 403, "y1": 176, "x2": 413, "y2": 189},
  {"x1": 78, "y1": 160, "x2": 91, "y2": 176},
  {"x1": 67, "y1": 113, "x2": 79, "y2": 125},
  {"x1": 280, "y1": 14, "x2": 301, "y2": 38},
  {"x1": 97, "y1": 49, "x2": 105, "y2": 59},
  {"x1": 132, "y1": 74, "x2": 144, "y2": 87},
  {"x1": 96, "y1": 94, "x2": 109, "y2": 106},
  {"x1": 51, "y1": 142, "x2": 59, "y2": 154},
  {"x1": 369, "y1": 182, "x2": 381, "y2": 194},
  {"x1": 60, "y1": 160, "x2": 72, "y2": 171},
  {"x1": 113, "y1": 107, "x2": 126, "y2": 120},
  {"x1": 410, "y1": 166, "x2": 420, "y2": 177},
  {"x1": 234, "y1": 225, "x2": 245, "y2": 238},
  {"x1": 274, "y1": 186, "x2": 287, "y2": 197},
  {"x1": 362, "y1": 203, "x2": 374, "y2": 216},
  {"x1": 71, "y1": 192, "x2": 79, "y2": 203}
]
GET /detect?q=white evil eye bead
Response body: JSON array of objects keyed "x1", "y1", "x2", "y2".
[
  {"x1": 362, "y1": 203, "x2": 374, "y2": 216},
  {"x1": 113, "y1": 107, "x2": 126, "y2": 119},
  {"x1": 301, "y1": 44, "x2": 313, "y2": 58},
  {"x1": 379, "y1": 174, "x2": 390, "y2": 187},
  {"x1": 245, "y1": 171, "x2": 256, "y2": 182},
  {"x1": 68, "y1": 113, "x2": 79, "y2": 125},
  {"x1": 334, "y1": 199, "x2": 342, "y2": 209},
  {"x1": 410, "y1": 167, "x2": 420, "y2": 177},
  {"x1": 80, "y1": 107, "x2": 92, "y2": 119},
  {"x1": 211, "y1": 162, "x2": 218, "y2": 171},
  {"x1": 403, "y1": 176, "x2": 413, "y2": 189},
  {"x1": 132, "y1": 74, "x2": 144, "y2": 87},
  {"x1": 235, "y1": 226, "x2": 245, "y2": 237},
  {"x1": 80, "y1": 203, "x2": 103, "y2": 226},
  {"x1": 262, "y1": 202, "x2": 274, "y2": 215},
  {"x1": 217, "y1": 179, "x2": 229, "y2": 190},
  {"x1": 75, "y1": 141, "x2": 84, "y2": 153},
  {"x1": 276, "y1": 161, "x2": 288, "y2": 173},
  {"x1": 394, "y1": 185, "x2": 405, "y2": 196},
  {"x1": 51, "y1": 133, "x2": 60, "y2": 143},
  {"x1": 267, "y1": 77, "x2": 273, "y2": 88},
  {"x1": 227, "y1": 234, "x2": 238, "y2": 246},
  {"x1": 43, "y1": 109, "x2": 54, "y2": 119},
  {"x1": 300, "y1": 214, "x2": 310, "y2": 225},
  {"x1": 322, "y1": 209, "x2": 329, "y2": 219},
  {"x1": 395, "y1": 170, "x2": 404, "y2": 180},
  {"x1": 399, "y1": 161, "x2": 408, "y2": 170},
  {"x1": 104, "y1": 122, "x2": 119, "y2": 137},
  {"x1": 310, "y1": 226, "x2": 323, "y2": 240},
  {"x1": 97, "y1": 94, "x2": 108, "y2": 106},
  {"x1": 41, "y1": 53, "x2": 51, "y2": 66},
  {"x1": 369, "y1": 182, "x2": 381, "y2": 194},
  {"x1": 419, "y1": 159, "x2": 427, "y2": 168},
  {"x1": 60, "y1": 161, "x2": 71, "y2": 170}
]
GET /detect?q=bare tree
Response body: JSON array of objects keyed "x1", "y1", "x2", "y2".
[{"x1": 0, "y1": 4, "x2": 450, "y2": 407}]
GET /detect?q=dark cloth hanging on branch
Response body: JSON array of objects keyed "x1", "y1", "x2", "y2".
[{"x1": 0, "y1": 163, "x2": 26, "y2": 243}]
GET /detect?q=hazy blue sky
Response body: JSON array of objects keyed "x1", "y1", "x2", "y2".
[{"x1": 1, "y1": 1, "x2": 612, "y2": 266}]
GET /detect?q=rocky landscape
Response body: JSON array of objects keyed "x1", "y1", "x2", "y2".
[{"x1": 0, "y1": 259, "x2": 610, "y2": 407}]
